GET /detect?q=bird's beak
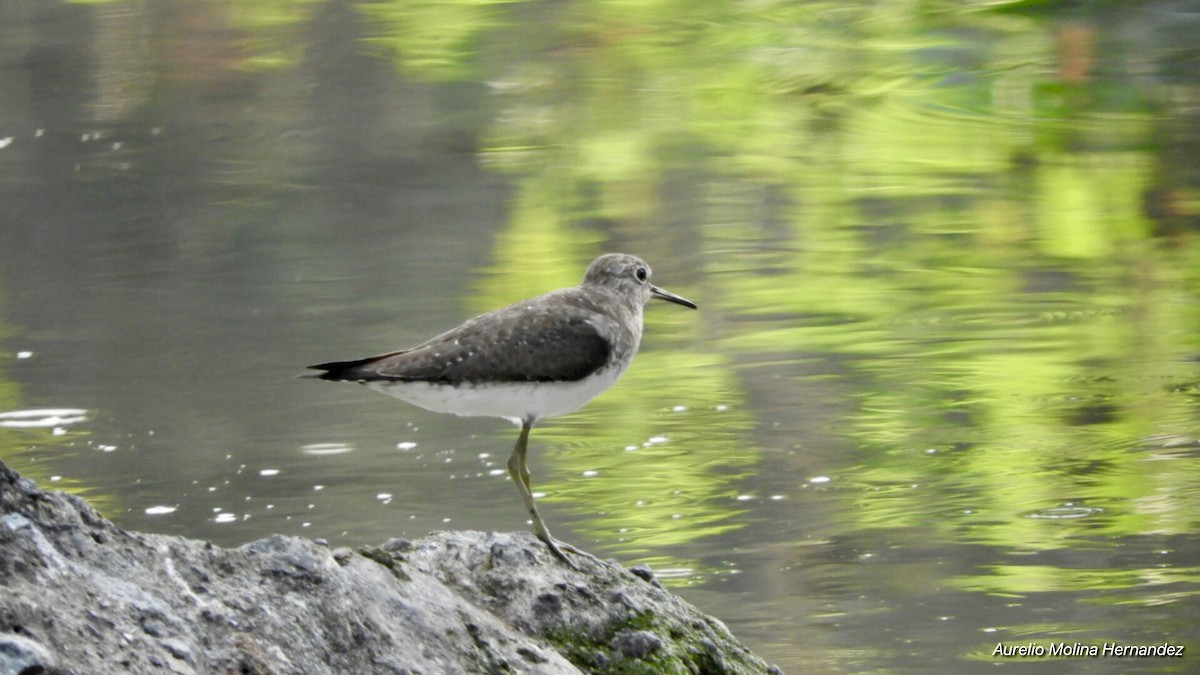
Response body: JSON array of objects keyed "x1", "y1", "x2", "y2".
[{"x1": 650, "y1": 285, "x2": 697, "y2": 309}]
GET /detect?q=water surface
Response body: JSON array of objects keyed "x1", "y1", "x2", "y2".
[{"x1": 2, "y1": 1, "x2": 1199, "y2": 672}]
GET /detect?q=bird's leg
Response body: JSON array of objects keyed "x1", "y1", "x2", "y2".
[
  {"x1": 511, "y1": 421, "x2": 534, "y2": 495},
  {"x1": 507, "y1": 421, "x2": 570, "y2": 565},
  {"x1": 506, "y1": 420, "x2": 599, "y2": 568}
]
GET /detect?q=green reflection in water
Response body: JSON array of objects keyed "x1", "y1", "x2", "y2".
[
  {"x1": 535, "y1": 349, "x2": 754, "y2": 556},
  {"x1": 720, "y1": 238, "x2": 1200, "y2": 555},
  {"x1": 468, "y1": 182, "x2": 604, "y2": 308},
  {"x1": 951, "y1": 564, "x2": 1200, "y2": 601},
  {"x1": 0, "y1": 306, "x2": 36, "y2": 479},
  {"x1": 0, "y1": 416, "x2": 114, "y2": 514},
  {"x1": 1, "y1": 293, "x2": 115, "y2": 510},
  {"x1": 359, "y1": 1, "x2": 502, "y2": 79}
]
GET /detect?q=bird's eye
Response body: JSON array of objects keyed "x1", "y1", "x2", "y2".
[{"x1": 635, "y1": 267, "x2": 648, "y2": 282}]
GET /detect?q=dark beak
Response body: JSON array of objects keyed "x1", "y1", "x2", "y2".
[{"x1": 650, "y1": 285, "x2": 697, "y2": 309}]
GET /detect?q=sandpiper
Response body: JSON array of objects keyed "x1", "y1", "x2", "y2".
[{"x1": 307, "y1": 253, "x2": 697, "y2": 565}]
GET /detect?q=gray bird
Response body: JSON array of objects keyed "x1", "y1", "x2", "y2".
[{"x1": 307, "y1": 253, "x2": 697, "y2": 565}]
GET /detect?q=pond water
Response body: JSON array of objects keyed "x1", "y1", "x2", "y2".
[{"x1": 2, "y1": 1, "x2": 1199, "y2": 672}]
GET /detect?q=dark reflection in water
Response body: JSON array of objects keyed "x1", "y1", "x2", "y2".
[{"x1": 2, "y1": 1, "x2": 1200, "y2": 672}]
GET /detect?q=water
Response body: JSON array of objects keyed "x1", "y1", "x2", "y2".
[{"x1": 3, "y1": 2, "x2": 1200, "y2": 672}]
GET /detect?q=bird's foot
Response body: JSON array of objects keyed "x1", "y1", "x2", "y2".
[{"x1": 540, "y1": 535, "x2": 604, "y2": 570}]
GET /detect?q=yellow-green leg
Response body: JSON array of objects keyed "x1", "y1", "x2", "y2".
[{"x1": 507, "y1": 420, "x2": 598, "y2": 568}]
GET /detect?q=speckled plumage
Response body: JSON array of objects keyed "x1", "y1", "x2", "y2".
[
  {"x1": 308, "y1": 253, "x2": 695, "y2": 423},
  {"x1": 307, "y1": 253, "x2": 696, "y2": 567},
  {"x1": 310, "y1": 288, "x2": 622, "y2": 385}
]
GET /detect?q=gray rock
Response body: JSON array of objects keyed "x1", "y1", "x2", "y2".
[
  {"x1": 610, "y1": 629, "x2": 663, "y2": 658},
  {"x1": 0, "y1": 632, "x2": 58, "y2": 675},
  {"x1": 0, "y1": 461, "x2": 777, "y2": 673}
]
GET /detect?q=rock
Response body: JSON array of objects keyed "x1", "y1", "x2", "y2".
[
  {"x1": 0, "y1": 462, "x2": 778, "y2": 674},
  {"x1": 0, "y1": 632, "x2": 59, "y2": 675},
  {"x1": 628, "y1": 562, "x2": 660, "y2": 586},
  {"x1": 610, "y1": 629, "x2": 663, "y2": 659}
]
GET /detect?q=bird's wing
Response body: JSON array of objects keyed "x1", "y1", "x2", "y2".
[{"x1": 308, "y1": 298, "x2": 612, "y2": 384}]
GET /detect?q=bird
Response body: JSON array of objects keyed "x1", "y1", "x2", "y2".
[{"x1": 306, "y1": 253, "x2": 697, "y2": 565}]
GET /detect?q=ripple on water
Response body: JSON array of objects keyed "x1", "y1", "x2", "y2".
[
  {"x1": 0, "y1": 408, "x2": 88, "y2": 428},
  {"x1": 300, "y1": 442, "x2": 355, "y2": 456},
  {"x1": 1023, "y1": 503, "x2": 1104, "y2": 520}
]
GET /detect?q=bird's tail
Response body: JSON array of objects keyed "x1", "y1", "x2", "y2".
[{"x1": 301, "y1": 351, "x2": 407, "y2": 381}]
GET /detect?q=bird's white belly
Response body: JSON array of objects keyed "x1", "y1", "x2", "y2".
[{"x1": 364, "y1": 366, "x2": 626, "y2": 425}]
